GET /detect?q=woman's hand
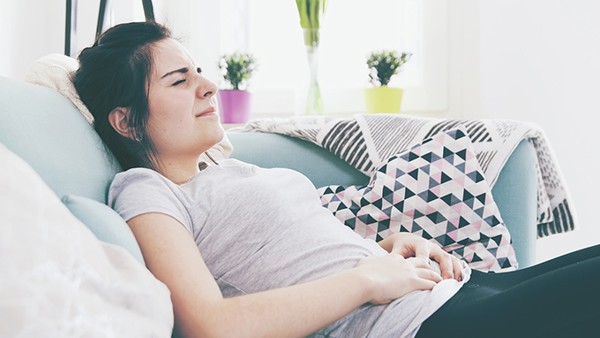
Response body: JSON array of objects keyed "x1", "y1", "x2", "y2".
[
  {"x1": 354, "y1": 254, "x2": 442, "y2": 304},
  {"x1": 378, "y1": 233, "x2": 465, "y2": 281}
]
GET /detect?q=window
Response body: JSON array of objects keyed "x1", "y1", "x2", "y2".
[
  {"x1": 219, "y1": 0, "x2": 423, "y2": 115},
  {"x1": 160, "y1": 0, "x2": 447, "y2": 116}
]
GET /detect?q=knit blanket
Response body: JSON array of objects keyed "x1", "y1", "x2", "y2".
[{"x1": 236, "y1": 114, "x2": 575, "y2": 238}]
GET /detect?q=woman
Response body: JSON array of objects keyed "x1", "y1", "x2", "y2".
[{"x1": 74, "y1": 21, "x2": 600, "y2": 338}]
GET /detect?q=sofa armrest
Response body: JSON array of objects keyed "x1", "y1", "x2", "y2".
[
  {"x1": 227, "y1": 131, "x2": 538, "y2": 268},
  {"x1": 490, "y1": 139, "x2": 538, "y2": 268}
]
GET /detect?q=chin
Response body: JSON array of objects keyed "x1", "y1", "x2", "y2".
[{"x1": 210, "y1": 125, "x2": 226, "y2": 144}]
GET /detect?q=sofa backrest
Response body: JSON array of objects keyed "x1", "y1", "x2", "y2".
[
  {"x1": 0, "y1": 76, "x2": 121, "y2": 203},
  {"x1": 228, "y1": 132, "x2": 369, "y2": 188}
]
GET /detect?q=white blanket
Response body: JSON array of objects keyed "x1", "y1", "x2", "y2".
[
  {"x1": 0, "y1": 143, "x2": 173, "y2": 337},
  {"x1": 235, "y1": 114, "x2": 575, "y2": 238}
]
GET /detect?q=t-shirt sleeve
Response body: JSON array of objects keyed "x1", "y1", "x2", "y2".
[{"x1": 108, "y1": 168, "x2": 193, "y2": 232}]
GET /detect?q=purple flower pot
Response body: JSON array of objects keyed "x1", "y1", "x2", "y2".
[{"x1": 217, "y1": 90, "x2": 252, "y2": 124}]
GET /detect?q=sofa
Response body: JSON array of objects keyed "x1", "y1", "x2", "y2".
[{"x1": 0, "y1": 75, "x2": 538, "y2": 334}]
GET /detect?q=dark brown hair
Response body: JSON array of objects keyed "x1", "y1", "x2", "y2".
[{"x1": 73, "y1": 21, "x2": 171, "y2": 170}]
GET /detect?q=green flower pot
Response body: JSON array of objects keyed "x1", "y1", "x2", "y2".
[{"x1": 364, "y1": 87, "x2": 404, "y2": 114}]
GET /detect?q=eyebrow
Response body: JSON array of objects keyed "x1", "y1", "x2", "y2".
[{"x1": 161, "y1": 67, "x2": 189, "y2": 79}]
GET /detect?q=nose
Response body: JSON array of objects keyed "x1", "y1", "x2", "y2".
[{"x1": 196, "y1": 76, "x2": 218, "y2": 99}]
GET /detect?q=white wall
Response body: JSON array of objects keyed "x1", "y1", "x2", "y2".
[
  {"x1": 1, "y1": 0, "x2": 63, "y2": 79},
  {"x1": 0, "y1": 0, "x2": 147, "y2": 79},
  {"x1": 448, "y1": 0, "x2": 600, "y2": 262}
]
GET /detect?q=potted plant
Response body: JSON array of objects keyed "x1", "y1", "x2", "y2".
[
  {"x1": 364, "y1": 50, "x2": 412, "y2": 114},
  {"x1": 217, "y1": 52, "x2": 257, "y2": 123}
]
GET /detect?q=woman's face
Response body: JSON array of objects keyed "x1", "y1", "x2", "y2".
[{"x1": 146, "y1": 38, "x2": 224, "y2": 162}]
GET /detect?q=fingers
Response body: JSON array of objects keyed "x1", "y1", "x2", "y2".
[
  {"x1": 389, "y1": 233, "x2": 430, "y2": 259},
  {"x1": 436, "y1": 253, "x2": 455, "y2": 280},
  {"x1": 409, "y1": 268, "x2": 442, "y2": 291},
  {"x1": 406, "y1": 256, "x2": 431, "y2": 269},
  {"x1": 416, "y1": 267, "x2": 442, "y2": 284},
  {"x1": 414, "y1": 242, "x2": 431, "y2": 264},
  {"x1": 413, "y1": 279, "x2": 438, "y2": 291},
  {"x1": 357, "y1": 252, "x2": 461, "y2": 304},
  {"x1": 452, "y1": 256, "x2": 465, "y2": 282},
  {"x1": 386, "y1": 234, "x2": 467, "y2": 282},
  {"x1": 430, "y1": 246, "x2": 465, "y2": 281}
]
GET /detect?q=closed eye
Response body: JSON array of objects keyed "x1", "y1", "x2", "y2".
[{"x1": 172, "y1": 67, "x2": 201, "y2": 86}]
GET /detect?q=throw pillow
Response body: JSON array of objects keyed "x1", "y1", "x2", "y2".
[
  {"x1": 62, "y1": 194, "x2": 145, "y2": 264},
  {"x1": 318, "y1": 127, "x2": 518, "y2": 272}
]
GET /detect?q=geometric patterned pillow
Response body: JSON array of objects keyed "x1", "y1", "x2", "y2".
[{"x1": 318, "y1": 127, "x2": 518, "y2": 272}]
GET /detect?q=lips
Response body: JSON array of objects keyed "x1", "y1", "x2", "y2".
[{"x1": 196, "y1": 106, "x2": 216, "y2": 117}]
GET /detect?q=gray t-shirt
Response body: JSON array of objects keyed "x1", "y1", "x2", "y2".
[{"x1": 108, "y1": 159, "x2": 468, "y2": 338}]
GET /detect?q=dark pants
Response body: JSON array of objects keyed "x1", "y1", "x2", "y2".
[{"x1": 416, "y1": 244, "x2": 600, "y2": 338}]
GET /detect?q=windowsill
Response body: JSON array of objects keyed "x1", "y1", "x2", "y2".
[
  {"x1": 242, "y1": 109, "x2": 449, "y2": 119},
  {"x1": 223, "y1": 110, "x2": 449, "y2": 130}
]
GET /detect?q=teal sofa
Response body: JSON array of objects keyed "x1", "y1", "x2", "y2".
[{"x1": 0, "y1": 75, "x2": 537, "y2": 267}]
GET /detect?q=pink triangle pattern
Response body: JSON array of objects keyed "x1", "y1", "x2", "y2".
[{"x1": 317, "y1": 127, "x2": 518, "y2": 272}]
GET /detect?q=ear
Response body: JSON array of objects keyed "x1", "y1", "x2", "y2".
[{"x1": 108, "y1": 107, "x2": 135, "y2": 140}]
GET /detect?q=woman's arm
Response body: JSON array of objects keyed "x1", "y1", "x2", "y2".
[
  {"x1": 378, "y1": 232, "x2": 464, "y2": 281},
  {"x1": 129, "y1": 213, "x2": 442, "y2": 338}
]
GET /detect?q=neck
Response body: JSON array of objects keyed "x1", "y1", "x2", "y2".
[{"x1": 155, "y1": 157, "x2": 200, "y2": 185}]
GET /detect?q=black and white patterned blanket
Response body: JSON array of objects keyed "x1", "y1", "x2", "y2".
[{"x1": 236, "y1": 114, "x2": 575, "y2": 238}]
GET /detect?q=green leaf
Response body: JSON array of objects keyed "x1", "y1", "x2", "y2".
[
  {"x1": 218, "y1": 52, "x2": 258, "y2": 90},
  {"x1": 295, "y1": 0, "x2": 327, "y2": 46},
  {"x1": 366, "y1": 50, "x2": 412, "y2": 86}
]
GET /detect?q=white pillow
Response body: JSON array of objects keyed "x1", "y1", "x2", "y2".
[
  {"x1": 25, "y1": 54, "x2": 94, "y2": 123},
  {"x1": 25, "y1": 54, "x2": 233, "y2": 160},
  {"x1": 0, "y1": 143, "x2": 174, "y2": 337}
]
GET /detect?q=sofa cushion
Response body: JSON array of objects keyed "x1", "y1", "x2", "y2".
[
  {"x1": 62, "y1": 194, "x2": 144, "y2": 264},
  {"x1": 0, "y1": 76, "x2": 121, "y2": 203},
  {"x1": 318, "y1": 128, "x2": 518, "y2": 272}
]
